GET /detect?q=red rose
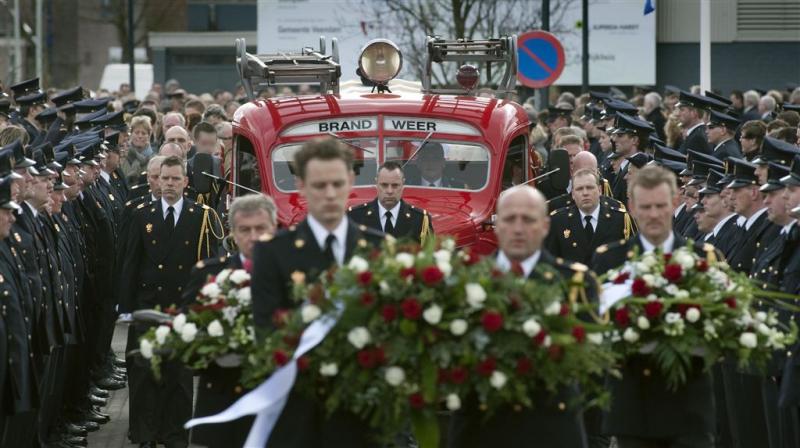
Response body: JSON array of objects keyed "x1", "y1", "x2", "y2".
[
  {"x1": 296, "y1": 356, "x2": 310, "y2": 372},
  {"x1": 476, "y1": 357, "x2": 496, "y2": 377},
  {"x1": 663, "y1": 264, "x2": 683, "y2": 283},
  {"x1": 724, "y1": 297, "x2": 737, "y2": 309},
  {"x1": 409, "y1": 393, "x2": 425, "y2": 409},
  {"x1": 516, "y1": 358, "x2": 533, "y2": 375},
  {"x1": 357, "y1": 349, "x2": 377, "y2": 369},
  {"x1": 400, "y1": 267, "x2": 416, "y2": 279},
  {"x1": 360, "y1": 292, "x2": 375, "y2": 307},
  {"x1": 533, "y1": 330, "x2": 549, "y2": 346},
  {"x1": 677, "y1": 303, "x2": 701, "y2": 317},
  {"x1": 272, "y1": 308, "x2": 290, "y2": 328},
  {"x1": 644, "y1": 301, "x2": 663, "y2": 319},
  {"x1": 272, "y1": 350, "x2": 289, "y2": 366},
  {"x1": 615, "y1": 307, "x2": 631, "y2": 327},
  {"x1": 560, "y1": 303, "x2": 570, "y2": 316},
  {"x1": 210, "y1": 300, "x2": 226, "y2": 311},
  {"x1": 491, "y1": 268, "x2": 504, "y2": 278},
  {"x1": 449, "y1": 366, "x2": 469, "y2": 384},
  {"x1": 381, "y1": 304, "x2": 398, "y2": 322},
  {"x1": 437, "y1": 368, "x2": 449, "y2": 384},
  {"x1": 613, "y1": 272, "x2": 630, "y2": 284},
  {"x1": 282, "y1": 334, "x2": 299, "y2": 347},
  {"x1": 663, "y1": 253, "x2": 672, "y2": 262},
  {"x1": 631, "y1": 278, "x2": 651, "y2": 296},
  {"x1": 369, "y1": 248, "x2": 381, "y2": 260},
  {"x1": 481, "y1": 311, "x2": 504, "y2": 333},
  {"x1": 572, "y1": 325, "x2": 586, "y2": 343},
  {"x1": 401, "y1": 298, "x2": 423, "y2": 320},
  {"x1": 373, "y1": 346, "x2": 386, "y2": 365},
  {"x1": 696, "y1": 260, "x2": 709, "y2": 272},
  {"x1": 357, "y1": 271, "x2": 373, "y2": 286},
  {"x1": 548, "y1": 344, "x2": 564, "y2": 361},
  {"x1": 421, "y1": 266, "x2": 444, "y2": 285}
]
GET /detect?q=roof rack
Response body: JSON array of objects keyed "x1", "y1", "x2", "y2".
[
  {"x1": 421, "y1": 36, "x2": 517, "y2": 99},
  {"x1": 235, "y1": 37, "x2": 342, "y2": 100}
]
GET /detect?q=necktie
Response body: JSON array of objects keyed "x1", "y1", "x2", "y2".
[
  {"x1": 384, "y1": 211, "x2": 394, "y2": 234},
  {"x1": 510, "y1": 260, "x2": 524, "y2": 277},
  {"x1": 323, "y1": 234, "x2": 336, "y2": 265},
  {"x1": 584, "y1": 215, "x2": 594, "y2": 241},
  {"x1": 165, "y1": 206, "x2": 175, "y2": 233}
]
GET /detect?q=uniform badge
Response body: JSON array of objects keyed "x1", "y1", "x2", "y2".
[
  {"x1": 405, "y1": 212, "x2": 411, "y2": 218},
  {"x1": 295, "y1": 239, "x2": 305, "y2": 248},
  {"x1": 563, "y1": 229, "x2": 571, "y2": 239},
  {"x1": 146, "y1": 223, "x2": 153, "y2": 233},
  {"x1": 54, "y1": 224, "x2": 61, "y2": 233},
  {"x1": 109, "y1": 194, "x2": 115, "y2": 201},
  {"x1": 14, "y1": 233, "x2": 21, "y2": 242},
  {"x1": 366, "y1": 209, "x2": 372, "y2": 216}
]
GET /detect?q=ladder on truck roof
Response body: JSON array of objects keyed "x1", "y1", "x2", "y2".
[
  {"x1": 235, "y1": 37, "x2": 342, "y2": 100},
  {"x1": 421, "y1": 36, "x2": 518, "y2": 99}
]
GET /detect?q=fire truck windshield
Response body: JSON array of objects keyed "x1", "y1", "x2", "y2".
[
  {"x1": 386, "y1": 139, "x2": 489, "y2": 191},
  {"x1": 271, "y1": 138, "x2": 379, "y2": 191}
]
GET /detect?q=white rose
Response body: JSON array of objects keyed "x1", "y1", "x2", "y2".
[
  {"x1": 347, "y1": 256, "x2": 369, "y2": 273},
  {"x1": 739, "y1": 332, "x2": 758, "y2": 349},
  {"x1": 441, "y1": 238, "x2": 456, "y2": 251},
  {"x1": 216, "y1": 269, "x2": 231, "y2": 284},
  {"x1": 675, "y1": 251, "x2": 695, "y2": 270},
  {"x1": 685, "y1": 307, "x2": 701, "y2": 323},
  {"x1": 450, "y1": 319, "x2": 468, "y2": 336},
  {"x1": 301, "y1": 304, "x2": 322, "y2": 323},
  {"x1": 542, "y1": 335, "x2": 552, "y2": 348},
  {"x1": 319, "y1": 362, "x2": 338, "y2": 376},
  {"x1": 675, "y1": 289, "x2": 690, "y2": 300},
  {"x1": 446, "y1": 393, "x2": 461, "y2": 411},
  {"x1": 395, "y1": 252, "x2": 415, "y2": 268},
  {"x1": 642, "y1": 274, "x2": 656, "y2": 287},
  {"x1": 641, "y1": 253, "x2": 657, "y2": 268},
  {"x1": 637, "y1": 316, "x2": 651, "y2": 330},
  {"x1": 757, "y1": 323, "x2": 772, "y2": 336},
  {"x1": 200, "y1": 282, "x2": 222, "y2": 299},
  {"x1": 465, "y1": 283, "x2": 487, "y2": 309},
  {"x1": 172, "y1": 313, "x2": 187, "y2": 333},
  {"x1": 139, "y1": 339, "x2": 154, "y2": 359},
  {"x1": 434, "y1": 249, "x2": 452, "y2": 264},
  {"x1": 544, "y1": 301, "x2": 562, "y2": 316},
  {"x1": 423, "y1": 305, "x2": 442, "y2": 325},
  {"x1": 384, "y1": 366, "x2": 406, "y2": 386},
  {"x1": 437, "y1": 261, "x2": 452, "y2": 277},
  {"x1": 587, "y1": 332, "x2": 604, "y2": 345},
  {"x1": 155, "y1": 325, "x2": 170, "y2": 345},
  {"x1": 665, "y1": 312, "x2": 682, "y2": 324},
  {"x1": 229, "y1": 269, "x2": 250, "y2": 285},
  {"x1": 347, "y1": 327, "x2": 371, "y2": 349},
  {"x1": 180, "y1": 323, "x2": 198, "y2": 342},
  {"x1": 623, "y1": 327, "x2": 640, "y2": 343},
  {"x1": 379, "y1": 281, "x2": 391, "y2": 294},
  {"x1": 207, "y1": 320, "x2": 224, "y2": 337},
  {"x1": 522, "y1": 318, "x2": 542, "y2": 337},
  {"x1": 236, "y1": 287, "x2": 252, "y2": 306},
  {"x1": 222, "y1": 306, "x2": 239, "y2": 325},
  {"x1": 490, "y1": 371, "x2": 508, "y2": 389},
  {"x1": 755, "y1": 311, "x2": 767, "y2": 322}
]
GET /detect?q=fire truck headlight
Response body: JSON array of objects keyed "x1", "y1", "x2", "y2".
[{"x1": 358, "y1": 39, "x2": 402, "y2": 85}]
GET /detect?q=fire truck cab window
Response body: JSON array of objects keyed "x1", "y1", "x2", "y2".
[
  {"x1": 385, "y1": 140, "x2": 489, "y2": 190},
  {"x1": 232, "y1": 135, "x2": 261, "y2": 196},
  {"x1": 271, "y1": 139, "x2": 378, "y2": 191},
  {"x1": 502, "y1": 135, "x2": 528, "y2": 189}
]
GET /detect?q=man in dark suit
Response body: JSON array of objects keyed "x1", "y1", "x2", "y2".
[
  {"x1": 251, "y1": 137, "x2": 386, "y2": 447},
  {"x1": 406, "y1": 142, "x2": 466, "y2": 188},
  {"x1": 593, "y1": 165, "x2": 716, "y2": 448},
  {"x1": 186, "y1": 122, "x2": 223, "y2": 208},
  {"x1": 676, "y1": 91, "x2": 712, "y2": 155},
  {"x1": 118, "y1": 156, "x2": 220, "y2": 448},
  {"x1": 697, "y1": 170, "x2": 741, "y2": 258},
  {"x1": 349, "y1": 161, "x2": 434, "y2": 244},
  {"x1": 609, "y1": 114, "x2": 654, "y2": 205},
  {"x1": 448, "y1": 184, "x2": 590, "y2": 448},
  {"x1": 707, "y1": 110, "x2": 743, "y2": 161},
  {"x1": 185, "y1": 194, "x2": 277, "y2": 448},
  {"x1": 726, "y1": 159, "x2": 777, "y2": 273},
  {"x1": 546, "y1": 169, "x2": 632, "y2": 265}
]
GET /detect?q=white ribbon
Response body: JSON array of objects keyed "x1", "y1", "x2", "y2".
[
  {"x1": 184, "y1": 313, "x2": 339, "y2": 447},
  {"x1": 599, "y1": 280, "x2": 632, "y2": 315}
]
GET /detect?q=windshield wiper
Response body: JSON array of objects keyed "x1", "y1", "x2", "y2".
[
  {"x1": 326, "y1": 132, "x2": 374, "y2": 155},
  {"x1": 401, "y1": 130, "x2": 435, "y2": 169}
]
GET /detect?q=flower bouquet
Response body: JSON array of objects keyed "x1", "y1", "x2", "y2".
[
  {"x1": 242, "y1": 238, "x2": 616, "y2": 447},
  {"x1": 138, "y1": 268, "x2": 256, "y2": 379},
  {"x1": 600, "y1": 243, "x2": 797, "y2": 389}
]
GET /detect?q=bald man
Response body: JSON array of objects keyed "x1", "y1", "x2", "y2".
[
  {"x1": 547, "y1": 151, "x2": 622, "y2": 211},
  {"x1": 448, "y1": 185, "x2": 593, "y2": 448}
]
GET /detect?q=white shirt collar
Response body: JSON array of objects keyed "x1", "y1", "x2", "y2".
[
  {"x1": 673, "y1": 202, "x2": 686, "y2": 218},
  {"x1": 640, "y1": 232, "x2": 676, "y2": 254},
  {"x1": 712, "y1": 138, "x2": 732, "y2": 153},
  {"x1": 496, "y1": 250, "x2": 541, "y2": 278},
  {"x1": 744, "y1": 207, "x2": 768, "y2": 231},
  {"x1": 24, "y1": 201, "x2": 38, "y2": 218},
  {"x1": 712, "y1": 213, "x2": 737, "y2": 237},
  {"x1": 306, "y1": 214, "x2": 349, "y2": 265},
  {"x1": 377, "y1": 201, "x2": 401, "y2": 229},
  {"x1": 620, "y1": 159, "x2": 629, "y2": 170},
  {"x1": 161, "y1": 197, "x2": 184, "y2": 224},
  {"x1": 781, "y1": 219, "x2": 797, "y2": 235},
  {"x1": 99, "y1": 170, "x2": 111, "y2": 182},
  {"x1": 422, "y1": 178, "x2": 442, "y2": 188},
  {"x1": 151, "y1": 194, "x2": 159, "y2": 202},
  {"x1": 686, "y1": 122, "x2": 704, "y2": 136},
  {"x1": 736, "y1": 215, "x2": 746, "y2": 227},
  {"x1": 578, "y1": 204, "x2": 600, "y2": 230}
]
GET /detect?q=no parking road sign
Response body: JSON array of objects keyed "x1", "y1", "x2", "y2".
[{"x1": 517, "y1": 31, "x2": 565, "y2": 88}]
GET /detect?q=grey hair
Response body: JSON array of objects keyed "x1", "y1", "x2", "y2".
[
  {"x1": 760, "y1": 95, "x2": 776, "y2": 112},
  {"x1": 164, "y1": 111, "x2": 186, "y2": 126},
  {"x1": 743, "y1": 90, "x2": 759, "y2": 107},
  {"x1": 229, "y1": 194, "x2": 277, "y2": 228},
  {"x1": 147, "y1": 155, "x2": 166, "y2": 170}
]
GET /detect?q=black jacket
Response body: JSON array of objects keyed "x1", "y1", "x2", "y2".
[
  {"x1": 348, "y1": 198, "x2": 433, "y2": 244},
  {"x1": 726, "y1": 211, "x2": 776, "y2": 273},
  {"x1": 679, "y1": 124, "x2": 711, "y2": 155},
  {"x1": 710, "y1": 138, "x2": 743, "y2": 161},
  {"x1": 545, "y1": 202, "x2": 632, "y2": 265},
  {"x1": 703, "y1": 214, "x2": 741, "y2": 259}
]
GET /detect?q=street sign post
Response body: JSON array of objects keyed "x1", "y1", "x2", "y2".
[{"x1": 516, "y1": 30, "x2": 566, "y2": 89}]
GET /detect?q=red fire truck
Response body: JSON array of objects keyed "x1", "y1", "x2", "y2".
[{"x1": 225, "y1": 36, "x2": 564, "y2": 254}]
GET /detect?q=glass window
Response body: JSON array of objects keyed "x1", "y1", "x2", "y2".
[
  {"x1": 385, "y1": 139, "x2": 489, "y2": 190},
  {"x1": 233, "y1": 135, "x2": 261, "y2": 196},
  {"x1": 271, "y1": 139, "x2": 378, "y2": 191}
]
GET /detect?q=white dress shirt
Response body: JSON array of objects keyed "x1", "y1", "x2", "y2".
[
  {"x1": 99, "y1": 170, "x2": 111, "y2": 183},
  {"x1": 781, "y1": 220, "x2": 797, "y2": 236},
  {"x1": 421, "y1": 178, "x2": 442, "y2": 188},
  {"x1": 673, "y1": 202, "x2": 686, "y2": 218},
  {"x1": 161, "y1": 197, "x2": 184, "y2": 226},
  {"x1": 744, "y1": 207, "x2": 768, "y2": 231},
  {"x1": 711, "y1": 214, "x2": 737, "y2": 238},
  {"x1": 377, "y1": 201, "x2": 401, "y2": 232},
  {"x1": 579, "y1": 205, "x2": 600, "y2": 232},
  {"x1": 307, "y1": 214, "x2": 349, "y2": 265},
  {"x1": 685, "y1": 122, "x2": 704, "y2": 137},
  {"x1": 496, "y1": 250, "x2": 541, "y2": 278},
  {"x1": 640, "y1": 233, "x2": 676, "y2": 254}
]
